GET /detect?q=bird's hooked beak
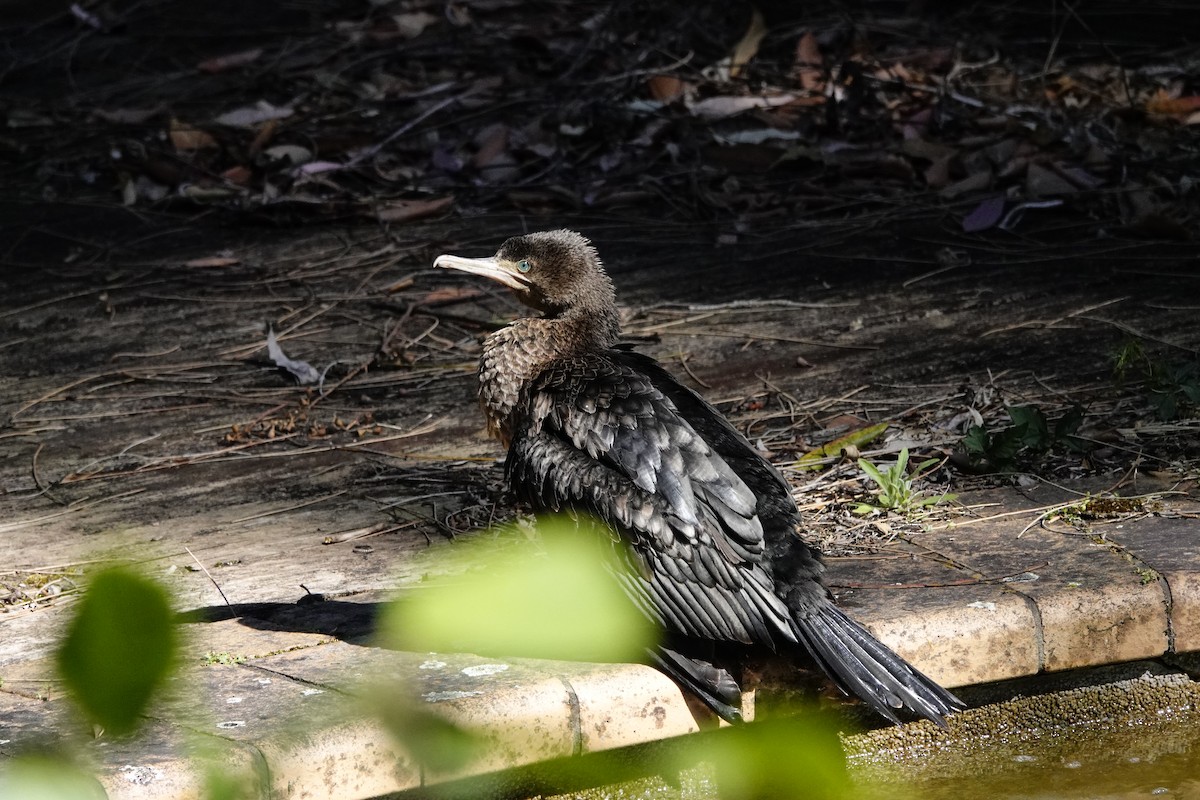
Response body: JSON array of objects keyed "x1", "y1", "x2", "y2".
[{"x1": 434, "y1": 253, "x2": 531, "y2": 291}]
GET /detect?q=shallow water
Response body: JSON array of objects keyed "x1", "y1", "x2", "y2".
[
  {"x1": 555, "y1": 670, "x2": 1200, "y2": 800},
  {"x1": 847, "y1": 670, "x2": 1200, "y2": 799},
  {"x1": 854, "y1": 714, "x2": 1200, "y2": 800}
]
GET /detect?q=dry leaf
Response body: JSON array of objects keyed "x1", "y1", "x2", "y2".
[
  {"x1": 221, "y1": 165, "x2": 252, "y2": 185},
  {"x1": 415, "y1": 286, "x2": 483, "y2": 305},
  {"x1": 297, "y1": 161, "x2": 344, "y2": 175},
  {"x1": 923, "y1": 155, "x2": 954, "y2": 188},
  {"x1": 213, "y1": 100, "x2": 293, "y2": 128},
  {"x1": 940, "y1": 170, "x2": 991, "y2": 199},
  {"x1": 197, "y1": 48, "x2": 263, "y2": 74},
  {"x1": 392, "y1": 11, "x2": 437, "y2": 38},
  {"x1": 267, "y1": 328, "x2": 321, "y2": 385},
  {"x1": 729, "y1": 8, "x2": 767, "y2": 79},
  {"x1": 262, "y1": 144, "x2": 313, "y2": 166},
  {"x1": 962, "y1": 196, "x2": 1006, "y2": 232},
  {"x1": 169, "y1": 119, "x2": 218, "y2": 151},
  {"x1": 901, "y1": 137, "x2": 956, "y2": 161},
  {"x1": 374, "y1": 196, "x2": 454, "y2": 222},
  {"x1": 793, "y1": 32, "x2": 823, "y2": 91},
  {"x1": 384, "y1": 276, "x2": 415, "y2": 294},
  {"x1": 1146, "y1": 89, "x2": 1200, "y2": 116},
  {"x1": 444, "y1": 1, "x2": 471, "y2": 26},
  {"x1": 7, "y1": 109, "x2": 54, "y2": 128},
  {"x1": 1026, "y1": 162, "x2": 1077, "y2": 197},
  {"x1": 93, "y1": 106, "x2": 162, "y2": 125},
  {"x1": 647, "y1": 75, "x2": 686, "y2": 103},
  {"x1": 689, "y1": 94, "x2": 797, "y2": 120},
  {"x1": 248, "y1": 119, "x2": 278, "y2": 154},
  {"x1": 184, "y1": 256, "x2": 240, "y2": 268},
  {"x1": 472, "y1": 123, "x2": 509, "y2": 169}
]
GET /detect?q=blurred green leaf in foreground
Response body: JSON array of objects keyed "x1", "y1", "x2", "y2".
[
  {"x1": 378, "y1": 515, "x2": 659, "y2": 663},
  {"x1": 56, "y1": 566, "x2": 179, "y2": 736},
  {"x1": 0, "y1": 754, "x2": 106, "y2": 800}
]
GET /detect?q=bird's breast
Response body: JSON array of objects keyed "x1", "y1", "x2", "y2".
[{"x1": 478, "y1": 321, "x2": 562, "y2": 445}]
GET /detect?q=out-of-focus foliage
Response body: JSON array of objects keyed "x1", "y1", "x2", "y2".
[
  {"x1": 0, "y1": 754, "x2": 106, "y2": 800},
  {"x1": 690, "y1": 714, "x2": 851, "y2": 800},
  {"x1": 200, "y1": 759, "x2": 265, "y2": 800},
  {"x1": 374, "y1": 694, "x2": 483, "y2": 774},
  {"x1": 412, "y1": 712, "x2": 856, "y2": 799},
  {"x1": 378, "y1": 515, "x2": 659, "y2": 663},
  {"x1": 56, "y1": 567, "x2": 179, "y2": 736}
]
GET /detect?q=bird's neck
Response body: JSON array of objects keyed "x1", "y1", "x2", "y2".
[{"x1": 478, "y1": 307, "x2": 619, "y2": 445}]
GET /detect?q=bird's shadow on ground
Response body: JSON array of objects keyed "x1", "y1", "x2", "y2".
[{"x1": 178, "y1": 596, "x2": 385, "y2": 647}]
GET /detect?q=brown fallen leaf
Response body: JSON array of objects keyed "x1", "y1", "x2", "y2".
[
  {"x1": 414, "y1": 286, "x2": 483, "y2": 305},
  {"x1": 923, "y1": 155, "x2": 955, "y2": 189},
  {"x1": 93, "y1": 106, "x2": 163, "y2": 125},
  {"x1": 729, "y1": 8, "x2": 767, "y2": 79},
  {"x1": 220, "y1": 165, "x2": 252, "y2": 185},
  {"x1": 472, "y1": 123, "x2": 509, "y2": 169},
  {"x1": 248, "y1": 119, "x2": 278, "y2": 154},
  {"x1": 169, "y1": 119, "x2": 218, "y2": 151},
  {"x1": 647, "y1": 75, "x2": 686, "y2": 103},
  {"x1": 197, "y1": 48, "x2": 263, "y2": 74},
  {"x1": 184, "y1": 256, "x2": 240, "y2": 268},
  {"x1": 1146, "y1": 89, "x2": 1200, "y2": 117},
  {"x1": 373, "y1": 196, "x2": 454, "y2": 223},
  {"x1": 793, "y1": 31, "x2": 823, "y2": 91}
]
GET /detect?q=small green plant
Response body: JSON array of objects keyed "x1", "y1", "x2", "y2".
[
  {"x1": 854, "y1": 448, "x2": 955, "y2": 516},
  {"x1": 960, "y1": 404, "x2": 1084, "y2": 471},
  {"x1": 1112, "y1": 338, "x2": 1200, "y2": 421},
  {"x1": 202, "y1": 651, "x2": 246, "y2": 666},
  {"x1": 1146, "y1": 361, "x2": 1200, "y2": 420}
]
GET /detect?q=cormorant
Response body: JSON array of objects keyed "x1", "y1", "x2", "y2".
[{"x1": 435, "y1": 230, "x2": 962, "y2": 725}]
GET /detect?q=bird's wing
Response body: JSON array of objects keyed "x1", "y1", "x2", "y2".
[{"x1": 506, "y1": 355, "x2": 797, "y2": 646}]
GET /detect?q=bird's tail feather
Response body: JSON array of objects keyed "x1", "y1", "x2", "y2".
[
  {"x1": 794, "y1": 604, "x2": 963, "y2": 726},
  {"x1": 648, "y1": 645, "x2": 743, "y2": 723}
]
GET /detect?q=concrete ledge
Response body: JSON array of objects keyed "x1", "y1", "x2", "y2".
[
  {"x1": 858, "y1": 588, "x2": 1040, "y2": 686},
  {"x1": 3, "y1": 494, "x2": 1200, "y2": 799}
]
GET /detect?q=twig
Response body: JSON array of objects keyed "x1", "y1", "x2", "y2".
[
  {"x1": 980, "y1": 296, "x2": 1129, "y2": 337},
  {"x1": 0, "y1": 489, "x2": 146, "y2": 534},
  {"x1": 829, "y1": 562, "x2": 1048, "y2": 590},
  {"x1": 321, "y1": 520, "x2": 419, "y2": 544},
  {"x1": 348, "y1": 94, "x2": 464, "y2": 166},
  {"x1": 657, "y1": 327, "x2": 879, "y2": 351},
  {"x1": 183, "y1": 545, "x2": 235, "y2": 617},
  {"x1": 677, "y1": 352, "x2": 712, "y2": 389},
  {"x1": 230, "y1": 490, "x2": 350, "y2": 524},
  {"x1": 1076, "y1": 316, "x2": 1200, "y2": 355}
]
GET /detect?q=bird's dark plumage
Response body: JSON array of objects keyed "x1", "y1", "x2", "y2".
[{"x1": 435, "y1": 230, "x2": 962, "y2": 726}]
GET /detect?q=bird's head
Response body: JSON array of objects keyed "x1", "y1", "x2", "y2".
[{"x1": 435, "y1": 229, "x2": 615, "y2": 318}]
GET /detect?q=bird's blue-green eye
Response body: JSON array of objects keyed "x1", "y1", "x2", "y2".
[{"x1": 516, "y1": 259, "x2": 531, "y2": 273}]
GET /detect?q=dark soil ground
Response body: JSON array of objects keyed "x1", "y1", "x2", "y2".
[{"x1": 1, "y1": 0, "x2": 1198, "y2": 659}]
